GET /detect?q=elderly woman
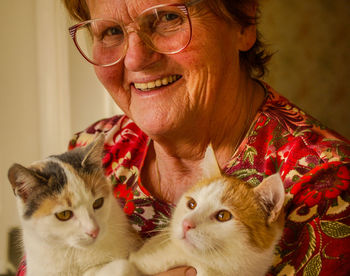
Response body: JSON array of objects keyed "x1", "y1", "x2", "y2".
[{"x1": 17, "y1": 0, "x2": 350, "y2": 275}]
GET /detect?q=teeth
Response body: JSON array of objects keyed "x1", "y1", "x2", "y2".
[
  {"x1": 161, "y1": 77, "x2": 169, "y2": 85},
  {"x1": 134, "y1": 75, "x2": 180, "y2": 91},
  {"x1": 147, "y1": 82, "x2": 156, "y2": 89}
]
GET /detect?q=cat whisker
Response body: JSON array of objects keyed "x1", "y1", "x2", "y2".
[
  {"x1": 207, "y1": 242, "x2": 233, "y2": 266},
  {"x1": 159, "y1": 236, "x2": 172, "y2": 246},
  {"x1": 146, "y1": 227, "x2": 170, "y2": 235},
  {"x1": 63, "y1": 247, "x2": 76, "y2": 273}
]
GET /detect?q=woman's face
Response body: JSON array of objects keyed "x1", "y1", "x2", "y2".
[{"x1": 86, "y1": 0, "x2": 255, "y2": 138}]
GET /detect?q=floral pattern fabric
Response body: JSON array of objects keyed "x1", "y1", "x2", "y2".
[{"x1": 17, "y1": 84, "x2": 350, "y2": 275}]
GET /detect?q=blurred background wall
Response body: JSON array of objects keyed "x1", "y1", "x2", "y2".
[
  {"x1": 261, "y1": 0, "x2": 350, "y2": 138},
  {"x1": 0, "y1": 1, "x2": 39, "y2": 274},
  {"x1": 0, "y1": 0, "x2": 349, "y2": 274},
  {"x1": 0, "y1": 1, "x2": 119, "y2": 274}
]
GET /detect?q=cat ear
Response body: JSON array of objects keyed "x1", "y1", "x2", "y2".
[
  {"x1": 8, "y1": 163, "x2": 44, "y2": 202},
  {"x1": 81, "y1": 133, "x2": 105, "y2": 169},
  {"x1": 254, "y1": 173, "x2": 285, "y2": 224},
  {"x1": 201, "y1": 144, "x2": 221, "y2": 178}
]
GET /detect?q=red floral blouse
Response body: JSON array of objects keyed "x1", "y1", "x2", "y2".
[{"x1": 17, "y1": 84, "x2": 350, "y2": 275}]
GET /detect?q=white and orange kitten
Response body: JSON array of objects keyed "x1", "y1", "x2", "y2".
[
  {"x1": 8, "y1": 135, "x2": 140, "y2": 276},
  {"x1": 130, "y1": 146, "x2": 285, "y2": 276}
]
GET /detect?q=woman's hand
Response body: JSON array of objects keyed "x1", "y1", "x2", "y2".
[{"x1": 154, "y1": 267, "x2": 197, "y2": 276}]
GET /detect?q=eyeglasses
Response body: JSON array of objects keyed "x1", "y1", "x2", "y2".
[{"x1": 68, "y1": 0, "x2": 203, "y2": 67}]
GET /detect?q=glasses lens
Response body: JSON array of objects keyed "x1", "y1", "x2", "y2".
[
  {"x1": 74, "y1": 19, "x2": 127, "y2": 66},
  {"x1": 138, "y1": 5, "x2": 191, "y2": 54}
]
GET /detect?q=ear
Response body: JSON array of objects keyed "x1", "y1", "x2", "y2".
[
  {"x1": 237, "y1": 4, "x2": 257, "y2": 52},
  {"x1": 201, "y1": 144, "x2": 221, "y2": 179},
  {"x1": 81, "y1": 133, "x2": 105, "y2": 169},
  {"x1": 254, "y1": 174, "x2": 285, "y2": 224},
  {"x1": 8, "y1": 164, "x2": 43, "y2": 202}
]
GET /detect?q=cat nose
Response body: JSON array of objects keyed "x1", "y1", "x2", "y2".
[
  {"x1": 183, "y1": 219, "x2": 196, "y2": 234},
  {"x1": 86, "y1": 227, "x2": 100, "y2": 239}
]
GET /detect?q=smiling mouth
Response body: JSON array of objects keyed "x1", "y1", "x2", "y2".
[{"x1": 133, "y1": 75, "x2": 182, "y2": 91}]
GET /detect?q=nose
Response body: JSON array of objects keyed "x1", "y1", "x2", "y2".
[
  {"x1": 123, "y1": 32, "x2": 162, "y2": 71},
  {"x1": 86, "y1": 227, "x2": 100, "y2": 239},
  {"x1": 182, "y1": 219, "x2": 196, "y2": 235}
]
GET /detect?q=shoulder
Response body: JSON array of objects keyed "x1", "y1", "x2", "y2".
[
  {"x1": 226, "y1": 82, "x2": 350, "y2": 184},
  {"x1": 256, "y1": 85, "x2": 350, "y2": 275},
  {"x1": 68, "y1": 114, "x2": 150, "y2": 176},
  {"x1": 259, "y1": 83, "x2": 350, "y2": 163},
  {"x1": 68, "y1": 114, "x2": 123, "y2": 149},
  {"x1": 68, "y1": 115, "x2": 147, "y2": 149},
  {"x1": 261, "y1": 83, "x2": 349, "y2": 143}
]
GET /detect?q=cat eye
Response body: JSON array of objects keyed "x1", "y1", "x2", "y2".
[
  {"x1": 55, "y1": 210, "x2": 73, "y2": 221},
  {"x1": 93, "y1": 197, "x2": 104, "y2": 210},
  {"x1": 187, "y1": 198, "x2": 197, "y2": 210},
  {"x1": 215, "y1": 210, "x2": 232, "y2": 222}
]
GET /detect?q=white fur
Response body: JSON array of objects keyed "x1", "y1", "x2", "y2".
[
  {"x1": 17, "y1": 159, "x2": 140, "y2": 276},
  {"x1": 130, "y1": 176, "x2": 284, "y2": 276},
  {"x1": 200, "y1": 145, "x2": 221, "y2": 179}
]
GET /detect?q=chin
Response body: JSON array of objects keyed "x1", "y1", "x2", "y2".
[
  {"x1": 185, "y1": 234, "x2": 213, "y2": 254},
  {"x1": 173, "y1": 231, "x2": 201, "y2": 253},
  {"x1": 132, "y1": 113, "x2": 171, "y2": 135},
  {"x1": 129, "y1": 100, "x2": 185, "y2": 137},
  {"x1": 179, "y1": 238, "x2": 205, "y2": 258}
]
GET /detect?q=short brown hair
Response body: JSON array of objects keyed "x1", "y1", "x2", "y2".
[
  {"x1": 62, "y1": 0, "x2": 90, "y2": 22},
  {"x1": 62, "y1": 0, "x2": 271, "y2": 77},
  {"x1": 205, "y1": 0, "x2": 271, "y2": 78}
]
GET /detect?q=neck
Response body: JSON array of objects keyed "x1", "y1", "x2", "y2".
[
  {"x1": 210, "y1": 77, "x2": 265, "y2": 166},
  {"x1": 145, "y1": 77, "x2": 265, "y2": 204}
]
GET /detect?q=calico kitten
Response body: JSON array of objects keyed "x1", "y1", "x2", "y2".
[
  {"x1": 8, "y1": 135, "x2": 140, "y2": 276},
  {"x1": 130, "y1": 146, "x2": 285, "y2": 276}
]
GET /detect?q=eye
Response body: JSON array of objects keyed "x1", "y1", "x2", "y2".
[
  {"x1": 161, "y1": 12, "x2": 180, "y2": 22},
  {"x1": 187, "y1": 198, "x2": 197, "y2": 210},
  {"x1": 93, "y1": 197, "x2": 104, "y2": 210},
  {"x1": 55, "y1": 210, "x2": 73, "y2": 221},
  {"x1": 95, "y1": 23, "x2": 124, "y2": 45},
  {"x1": 215, "y1": 210, "x2": 232, "y2": 222},
  {"x1": 146, "y1": 11, "x2": 183, "y2": 33},
  {"x1": 104, "y1": 26, "x2": 123, "y2": 36}
]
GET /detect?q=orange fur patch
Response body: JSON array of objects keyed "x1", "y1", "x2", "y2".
[
  {"x1": 32, "y1": 197, "x2": 59, "y2": 218},
  {"x1": 219, "y1": 175, "x2": 284, "y2": 250}
]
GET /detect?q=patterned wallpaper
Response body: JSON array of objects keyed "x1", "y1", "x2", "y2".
[{"x1": 259, "y1": 0, "x2": 350, "y2": 139}]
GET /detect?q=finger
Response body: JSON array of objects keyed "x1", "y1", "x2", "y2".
[{"x1": 154, "y1": 266, "x2": 197, "y2": 276}]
